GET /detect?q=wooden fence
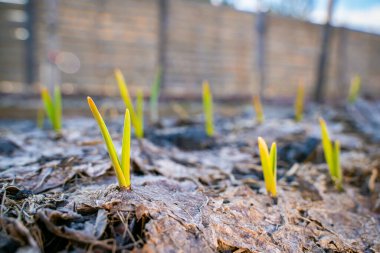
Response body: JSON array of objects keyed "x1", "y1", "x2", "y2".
[{"x1": 0, "y1": 0, "x2": 379, "y2": 100}]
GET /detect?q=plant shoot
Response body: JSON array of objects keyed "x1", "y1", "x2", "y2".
[
  {"x1": 253, "y1": 95, "x2": 264, "y2": 124},
  {"x1": 319, "y1": 117, "x2": 342, "y2": 190},
  {"x1": 114, "y1": 69, "x2": 144, "y2": 138},
  {"x1": 41, "y1": 85, "x2": 62, "y2": 133},
  {"x1": 257, "y1": 137, "x2": 277, "y2": 197},
  {"x1": 347, "y1": 75, "x2": 361, "y2": 104},
  {"x1": 149, "y1": 68, "x2": 162, "y2": 123},
  {"x1": 135, "y1": 89, "x2": 144, "y2": 138},
  {"x1": 87, "y1": 97, "x2": 131, "y2": 189},
  {"x1": 202, "y1": 81, "x2": 214, "y2": 137},
  {"x1": 294, "y1": 83, "x2": 304, "y2": 122}
]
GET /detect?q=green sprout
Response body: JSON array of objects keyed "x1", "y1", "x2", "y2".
[
  {"x1": 294, "y1": 83, "x2": 305, "y2": 122},
  {"x1": 135, "y1": 89, "x2": 144, "y2": 138},
  {"x1": 40, "y1": 85, "x2": 62, "y2": 133},
  {"x1": 252, "y1": 95, "x2": 264, "y2": 124},
  {"x1": 258, "y1": 137, "x2": 277, "y2": 197},
  {"x1": 149, "y1": 68, "x2": 162, "y2": 123},
  {"x1": 202, "y1": 81, "x2": 214, "y2": 137},
  {"x1": 319, "y1": 117, "x2": 342, "y2": 190},
  {"x1": 87, "y1": 97, "x2": 131, "y2": 189},
  {"x1": 114, "y1": 69, "x2": 144, "y2": 138},
  {"x1": 347, "y1": 75, "x2": 361, "y2": 104}
]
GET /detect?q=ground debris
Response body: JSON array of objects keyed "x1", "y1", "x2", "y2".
[{"x1": 0, "y1": 109, "x2": 379, "y2": 252}]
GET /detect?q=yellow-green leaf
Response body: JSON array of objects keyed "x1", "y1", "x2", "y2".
[
  {"x1": 252, "y1": 95, "x2": 264, "y2": 124},
  {"x1": 294, "y1": 83, "x2": 304, "y2": 122},
  {"x1": 41, "y1": 87, "x2": 55, "y2": 130},
  {"x1": 348, "y1": 75, "x2": 361, "y2": 104},
  {"x1": 114, "y1": 69, "x2": 140, "y2": 137},
  {"x1": 269, "y1": 142, "x2": 277, "y2": 196},
  {"x1": 319, "y1": 118, "x2": 343, "y2": 190},
  {"x1": 333, "y1": 140, "x2": 342, "y2": 189},
  {"x1": 258, "y1": 137, "x2": 272, "y2": 195},
  {"x1": 53, "y1": 85, "x2": 62, "y2": 132},
  {"x1": 269, "y1": 142, "x2": 277, "y2": 194},
  {"x1": 202, "y1": 81, "x2": 214, "y2": 137},
  {"x1": 135, "y1": 89, "x2": 144, "y2": 139},
  {"x1": 150, "y1": 68, "x2": 162, "y2": 123},
  {"x1": 319, "y1": 118, "x2": 334, "y2": 175},
  {"x1": 87, "y1": 96, "x2": 127, "y2": 187},
  {"x1": 121, "y1": 109, "x2": 131, "y2": 189}
]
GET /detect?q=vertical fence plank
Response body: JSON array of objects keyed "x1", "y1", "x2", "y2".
[
  {"x1": 256, "y1": 10, "x2": 266, "y2": 98},
  {"x1": 314, "y1": 0, "x2": 335, "y2": 102},
  {"x1": 25, "y1": 0, "x2": 36, "y2": 85},
  {"x1": 158, "y1": 0, "x2": 169, "y2": 89}
]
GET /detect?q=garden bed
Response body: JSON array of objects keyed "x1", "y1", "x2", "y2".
[{"x1": 0, "y1": 101, "x2": 379, "y2": 252}]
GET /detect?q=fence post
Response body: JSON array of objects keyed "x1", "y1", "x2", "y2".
[
  {"x1": 256, "y1": 10, "x2": 266, "y2": 98},
  {"x1": 336, "y1": 27, "x2": 348, "y2": 95},
  {"x1": 42, "y1": 0, "x2": 60, "y2": 91},
  {"x1": 158, "y1": 0, "x2": 169, "y2": 89},
  {"x1": 25, "y1": 0, "x2": 36, "y2": 85},
  {"x1": 314, "y1": 0, "x2": 335, "y2": 102}
]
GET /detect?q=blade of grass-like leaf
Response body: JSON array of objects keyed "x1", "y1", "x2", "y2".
[
  {"x1": 258, "y1": 137, "x2": 271, "y2": 194},
  {"x1": 207, "y1": 89, "x2": 214, "y2": 137},
  {"x1": 202, "y1": 81, "x2": 214, "y2": 137},
  {"x1": 333, "y1": 140, "x2": 342, "y2": 189},
  {"x1": 115, "y1": 69, "x2": 133, "y2": 109},
  {"x1": 269, "y1": 142, "x2": 277, "y2": 196},
  {"x1": 348, "y1": 75, "x2": 361, "y2": 103},
  {"x1": 294, "y1": 83, "x2": 304, "y2": 122},
  {"x1": 41, "y1": 87, "x2": 55, "y2": 130},
  {"x1": 150, "y1": 68, "x2": 161, "y2": 123},
  {"x1": 121, "y1": 109, "x2": 131, "y2": 188},
  {"x1": 252, "y1": 95, "x2": 264, "y2": 123},
  {"x1": 87, "y1": 97, "x2": 127, "y2": 187},
  {"x1": 135, "y1": 89, "x2": 144, "y2": 139},
  {"x1": 53, "y1": 85, "x2": 62, "y2": 132},
  {"x1": 114, "y1": 69, "x2": 139, "y2": 134},
  {"x1": 319, "y1": 118, "x2": 334, "y2": 177}
]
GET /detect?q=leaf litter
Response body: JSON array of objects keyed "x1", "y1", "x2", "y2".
[{"x1": 0, "y1": 105, "x2": 379, "y2": 252}]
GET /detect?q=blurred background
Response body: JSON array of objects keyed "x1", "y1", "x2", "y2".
[{"x1": 0, "y1": 0, "x2": 379, "y2": 116}]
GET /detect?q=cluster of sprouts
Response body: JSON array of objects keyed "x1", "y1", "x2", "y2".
[
  {"x1": 87, "y1": 97, "x2": 131, "y2": 189},
  {"x1": 319, "y1": 118, "x2": 342, "y2": 190},
  {"x1": 257, "y1": 137, "x2": 277, "y2": 197},
  {"x1": 38, "y1": 73, "x2": 362, "y2": 193},
  {"x1": 40, "y1": 85, "x2": 62, "y2": 133}
]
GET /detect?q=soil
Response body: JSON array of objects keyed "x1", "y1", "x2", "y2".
[{"x1": 0, "y1": 99, "x2": 379, "y2": 253}]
